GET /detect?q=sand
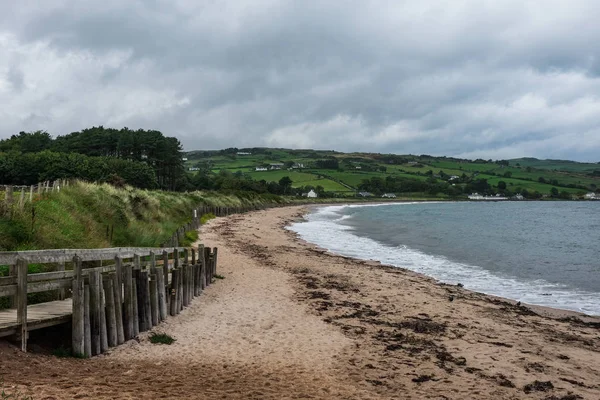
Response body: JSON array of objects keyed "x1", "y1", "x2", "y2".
[{"x1": 0, "y1": 205, "x2": 599, "y2": 399}]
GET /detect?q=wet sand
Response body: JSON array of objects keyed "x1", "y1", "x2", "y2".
[{"x1": 0, "y1": 205, "x2": 599, "y2": 399}]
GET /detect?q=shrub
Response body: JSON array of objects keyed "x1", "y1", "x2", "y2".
[{"x1": 149, "y1": 332, "x2": 176, "y2": 345}]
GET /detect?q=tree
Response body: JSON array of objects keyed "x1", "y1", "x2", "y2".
[
  {"x1": 278, "y1": 176, "x2": 293, "y2": 194},
  {"x1": 550, "y1": 187, "x2": 559, "y2": 197},
  {"x1": 503, "y1": 171, "x2": 512, "y2": 178},
  {"x1": 498, "y1": 181, "x2": 507, "y2": 191},
  {"x1": 379, "y1": 166, "x2": 387, "y2": 173}
]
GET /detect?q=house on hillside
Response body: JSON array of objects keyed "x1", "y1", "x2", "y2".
[
  {"x1": 358, "y1": 191, "x2": 373, "y2": 197},
  {"x1": 188, "y1": 167, "x2": 200, "y2": 171},
  {"x1": 182, "y1": 157, "x2": 188, "y2": 161},
  {"x1": 514, "y1": 194, "x2": 524, "y2": 200},
  {"x1": 382, "y1": 193, "x2": 397, "y2": 198},
  {"x1": 449, "y1": 175, "x2": 460, "y2": 181},
  {"x1": 585, "y1": 192, "x2": 598, "y2": 200},
  {"x1": 237, "y1": 152, "x2": 251, "y2": 155},
  {"x1": 270, "y1": 163, "x2": 284, "y2": 170},
  {"x1": 291, "y1": 163, "x2": 305, "y2": 169},
  {"x1": 255, "y1": 167, "x2": 268, "y2": 171},
  {"x1": 307, "y1": 190, "x2": 318, "y2": 198}
]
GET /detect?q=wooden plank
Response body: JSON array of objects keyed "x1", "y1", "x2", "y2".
[
  {"x1": 170, "y1": 269, "x2": 179, "y2": 316},
  {"x1": 27, "y1": 279, "x2": 72, "y2": 294},
  {"x1": 123, "y1": 263, "x2": 133, "y2": 340},
  {"x1": 156, "y1": 266, "x2": 167, "y2": 322},
  {"x1": 132, "y1": 276, "x2": 139, "y2": 337},
  {"x1": 0, "y1": 247, "x2": 181, "y2": 265},
  {"x1": 99, "y1": 278, "x2": 108, "y2": 353},
  {"x1": 0, "y1": 276, "x2": 16, "y2": 286},
  {"x1": 104, "y1": 277, "x2": 117, "y2": 348},
  {"x1": 84, "y1": 285, "x2": 92, "y2": 358},
  {"x1": 150, "y1": 275, "x2": 158, "y2": 327},
  {"x1": 0, "y1": 284, "x2": 17, "y2": 297},
  {"x1": 89, "y1": 270, "x2": 101, "y2": 356},
  {"x1": 16, "y1": 259, "x2": 27, "y2": 352}
]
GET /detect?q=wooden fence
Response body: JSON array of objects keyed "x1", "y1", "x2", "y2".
[{"x1": 0, "y1": 245, "x2": 218, "y2": 357}]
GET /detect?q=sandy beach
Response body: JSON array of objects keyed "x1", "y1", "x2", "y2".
[{"x1": 1, "y1": 205, "x2": 599, "y2": 399}]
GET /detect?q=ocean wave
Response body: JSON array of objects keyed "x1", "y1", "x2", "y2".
[{"x1": 288, "y1": 205, "x2": 600, "y2": 316}]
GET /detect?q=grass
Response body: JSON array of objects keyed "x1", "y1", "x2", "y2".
[
  {"x1": 179, "y1": 230, "x2": 199, "y2": 247},
  {"x1": 149, "y1": 332, "x2": 176, "y2": 345},
  {"x1": 200, "y1": 212, "x2": 216, "y2": 224},
  {"x1": 214, "y1": 274, "x2": 225, "y2": 280}
]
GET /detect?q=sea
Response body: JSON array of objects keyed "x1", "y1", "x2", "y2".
[{"x1": 288, "y1": 201, "x2": 600, "y2": 316}]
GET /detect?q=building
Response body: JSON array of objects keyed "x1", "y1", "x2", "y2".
[
  {"x1": 182, "y1": 157, "x2": 188, "y2": 161},
  {"x1": 237, "y1": 152, "x2": 251, "y2": 155},
  {"x1": 468, "y1": 193, "x2": 508, "y2": 201},
  {"x1": 188, "y1": 167, "x2": 200, "y2": 171},
  {"x1": 585, "y1": 192, "x2": 598, "y2": 200},
  {"x1": 307, "y1": 189, "x2": 318, "y2": 198},
  {"x1": 291, "y1": 163, "x2": 305, "y2": 169},
  {"x1": 449, "y1": 175, "x2": 460, "y2": 181},
  {"x1": 255, "y1": 167, "x2": 268, "y2": 171},
  {"x1": 358, "y1": 191, "x2": 373, "y2": 197},
  {"x1": 270, "y1": 163, "x2": 284, "y2": 170},
  {"x1": 514, "y1": 194, "x2": 524, "y2": 200},
  {"x1": 382, "y1": 193, "x2": 397, "y2": 198}
]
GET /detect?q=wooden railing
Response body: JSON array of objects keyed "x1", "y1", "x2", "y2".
[{"x1": 0, "y1": 245, "x2": 218, "y2": 357}]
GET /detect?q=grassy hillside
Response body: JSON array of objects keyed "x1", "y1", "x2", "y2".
[
  {"x1": 0, "y1": 181, "x2": 287, "y2": 252},
  {"x1": 185, "y1": 148, "x2": 600, "y2": 198}
]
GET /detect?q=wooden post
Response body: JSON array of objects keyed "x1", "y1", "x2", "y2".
[
  {"x1": 170, "y1": 269, "x2": 179, "y2": 316},
  {"x1": 197, "y1": 244, "x2": 205, "y2": 292},
  {"x1": 213, "y1": 247, "x2": 218, "y2": 279},
  {"x1": 173, "y1": 248, "x2": 179, "y2": 271},
  {"x1": 84, "y1": 284, "x2": 92, "y2": 358},
  {"x1": 89, "y1": 270, "x2": 101, "y2": 356},
  {"x1": 132, "y1": 276, "x2": 139, "y2": 336},
  {"x1": 204, "y1": 247, "x2": 211, "y2": 286},
  {"x1": 143, "y1": 270, "x2": 152, "y2": 329},
  {"x1": 99, "y1": 278, "x2": 108, "y2": 353},
  {"x1": 135, "y1": 270, "x2": 147, "y2": 332},
  {"x1": 150, "y1": 275, "x2": 159, "y2": 326},
  {"x1": 16, "y1": 259, "x2": 28, "y2": 352},
  {"x1": 71, "y1": 256, "x2": 84, "y2": 356},
  {"x1": 178, "y1": 264, "x2": 184, "y2": 312},
  {"x1": 156, "y1": 266, "x2": 167, "y2": 321},
  {"x1": 114, "y1": 256, "x2": 123, "y2": 294},
  {"x1": 104, "y1": 277, "x2": 117, "y2": 348},
  {"x1": 162, "y1": 250, "x2": 169, "y2": 295},
  {"x1": 29, "y1": 185, "x2": 33, "y2": 202},
  {"x1": 18, "y1": 188, "x2": 25, "y2": 211},
  {"x1": 123, "y1": 264, "x2": 134, "y2": 340},
  {"x1": 110, "y1": 272, "x2": 125, "y2": 345},
  {"x1": 182, "y1": 264, "x2": 189, "y2": 307}
]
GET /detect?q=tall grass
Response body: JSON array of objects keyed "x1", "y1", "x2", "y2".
[{"x1": 0, "y1": 181, "x2": 287, "y2": 252}]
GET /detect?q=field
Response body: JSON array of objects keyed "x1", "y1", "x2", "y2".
[{"x1": 184, "y1": 148, "x2": 600, "y2": 197}]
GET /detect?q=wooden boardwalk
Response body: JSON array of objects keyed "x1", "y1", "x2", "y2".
[{"x1": 0, "y1": 299, "x2": 73, "y2": 338}]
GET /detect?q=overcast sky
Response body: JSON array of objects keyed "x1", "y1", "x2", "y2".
[{"x1": 1, "y1": 1, "x2": 600, "y2": 161}]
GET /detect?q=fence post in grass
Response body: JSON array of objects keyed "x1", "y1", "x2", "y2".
[
  {"x1": 104, "y1": 277, "x2": 117, "y2": 348},
  {"x1": 18, "y1": 188, "x2": 25, "y2": 211},
  {"x1": 123, "y1": 262, "x2": 134, "y2": 340},
  {"x1": 110, "y1": 272, "x2": 125, "y2": 345},
  {"x1": 156, "y1": 266, "x2": 167, "y2": 321},
  {"x1": 72, "y1": 256, "x2": 84, "y2": 356},
  {"x1": 16, "y1": 259, "x2": 28, "y2": 352},
  {"x1": 170, "y1": 268, "x2": 180, "y2": 316},
  {"x1": 150, "y1": 275, "x2": 158, "y2": 326},
  {"x1": 29, "y1": 185, "x2": 34, "y2": 202},
  {"x1": 89, "y1": 269, "x2": 101, "y2": 356},
  {"x1": 84, "y1": 284, "x2": 92, "y2": 357}
]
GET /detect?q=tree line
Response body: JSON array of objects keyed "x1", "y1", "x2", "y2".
[{"x1": 0, "y1": 127, "x2": 186, "y2": 190}]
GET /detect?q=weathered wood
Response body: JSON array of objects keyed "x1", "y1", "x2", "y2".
[
  {"x1": 27, "y1": 279, "x2": 72, "y2": 294},
  {"x1": 110, "y1": 273, "x2": 124, "y2": 345},
  {"x1": 8, "y1": 264, "x2": 16, "y2": 309},
  {"x1": 156, "y1": 266, "x2": 167, "y2": 321},
  {"x1": 132, "y1": 277, "x2": 139, "y2": 337},
  {"x1": 204, "y1": 247, "x2": 211, "y2": 286},
  {"x1": 84, "y1": 284, "x2": 92, "y2": 358},
  {"x1": 123, "y1": 264, "x2": 134, "y2": 340},
  {"x1": 99, "y1": 278, "x2": 108, "y2": 353},
  {"x1": 71, "y1": 256, "x2": 84, "y2": 356},
  {"x1": 134, "y1": 270, "x2": 147, "y2": 332},
  {"x1": 170, "y1": 269, "x2": 179, "y2": 316},
  {"x1": 56, "y1": 262, "x2": 66, "y2": 300},
  {"x1": 162, "y1": 251, "x2": 169, "y2": 296},
  {"x1": 25, "y1": 270, "x2": 74, "y2": 282},
  {"x1": 178, "y1": 264, "x2": 184, "y2": 312},
  {"x1": 213, "y1": 247, "x2": 218, "y2": 279},
  {"x1": 149, "y1": 275, "x2": 158, "y2": 326},
  {"x1": 143, "y1": 270, "x2": 152, "y2": 329},
  {"x1": 104, "y1": 277, "x2": 117, "y2": 348},
  {"x1": 114, "y1": 256, "x2": 123, "y2": 299},
  {"x1": 0, "y1": 246, "x2": 182, "y2": 265},
  {"x1": 182, "y1": 264, "x2": 189, "y2": 307},
  {"x1": 88, "y1": 270, "x2": 101, "y2": 356},
  {"x1": 198, "y1": 244, "x2": 205, "y2": 291},
  {"x1": 0, "y1": 284, "x2": 16, "y2": 297},
  {"x1": 16, "y1": 259, "x2": 28, "y2": 352}
]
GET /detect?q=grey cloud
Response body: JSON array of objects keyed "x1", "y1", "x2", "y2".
[{"x1": 1, "y1": 1, "x2": 600, "y2": 161}]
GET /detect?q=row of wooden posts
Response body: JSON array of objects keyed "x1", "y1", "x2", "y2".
[{"x1": 70, "y1": 245, "x2": 217, "y2": 357}]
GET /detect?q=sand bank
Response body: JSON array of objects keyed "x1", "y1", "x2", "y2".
[{"x1": 0, "y1": 205, "x2": 599, "y2": 399}]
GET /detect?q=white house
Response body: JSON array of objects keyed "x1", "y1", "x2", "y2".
[
  {"x1": 270, "y1": 163, "x2": 284, "y2": 170},
  {"x1": 382, "y1": 193, "x2": 397, "y2": 198},
  {"x1": 291, "y1": 163, "x2": 305, "y2": 169},
  {"x1": 449, "y1": 175, "x2": 460, "y2": 181},
  {"x1": 182, "y1": 157, "x2": 188, "y2": 161},
  {"x1": 514, "y1": 194, "x2": 524, "y2": 200},
  {"x1": 585, "y1": 192, "x2": 598, "y2": 200},
  {"x1": 237, "y1": 152, "x2": 252, "y2": 155},
  {"x1": 188, "y1": 167, "x2": 200, "y2": 171},
  {"x1": 307, "y1": 189, "x2": 318, "y2": 198},
  {"x1": 358, "y1": 191, "x2": 373, "y2": 197},
  {"x1": 255, "y1": 167, "x2": 268, "y2": 171}
]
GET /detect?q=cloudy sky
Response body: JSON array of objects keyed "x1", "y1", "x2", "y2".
[{"x1": 1, "y1": 1, "x2": 600, "y2": 161}]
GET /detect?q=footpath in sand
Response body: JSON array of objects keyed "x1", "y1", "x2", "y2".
[{"x1": 0, "y1": 205, "x2": 599, "y2": 399}]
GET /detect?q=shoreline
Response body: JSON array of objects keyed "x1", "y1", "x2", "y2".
[
  {"x1": 292, "y1": 203, "x2": 600, "y2": 321},
  {"x1": 0, "y1": 205, "x2": 598, "y2": 399}
]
